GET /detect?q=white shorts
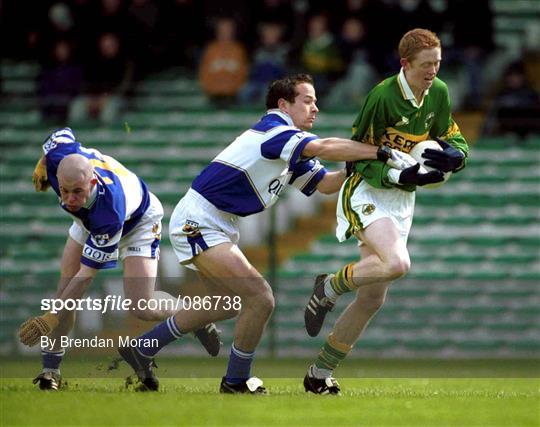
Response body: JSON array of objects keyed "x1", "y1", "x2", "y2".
[
  {"x1": 169, "y1": 188, "x2": 239, "y2": 270},
  {"x1": 336, "y1": 176, "x2": 415, "y2": 245},
  {"x1": 69, "y1": 192, "x2": 163, "y2": 261}
]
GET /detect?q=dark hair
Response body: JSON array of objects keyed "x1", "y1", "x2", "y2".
[{"x1": 265, "y1": 74, "x2": 314, "y2": 109}]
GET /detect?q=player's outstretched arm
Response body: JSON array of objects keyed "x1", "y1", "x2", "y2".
[
  {"x1": 57, "y1": 264, "x2": 97, "y2": 301},
  {"x1": 18, "y1": 265, "x2": 97, "y2": 346},
  {"x1": 302, "y1": 138, "x2": 378, "y2": 161},
  {"x1": 302, "y1": 138, "x2": 414, "y2": 171},
  {"x1": 316, "y1": 169, "x2": 347, "y2": 194}
]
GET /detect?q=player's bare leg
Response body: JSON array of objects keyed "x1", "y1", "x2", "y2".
[
  {"x1": 305, "y1": 218, "x2": 410, "y2": 394},
  {"x1": 305, "y1": 218, "x2": 409, "y2": 336},
  {"x1": 351, "y1": 218, "x2": 411, "y2": 286},
  {"x1": 123, "y1": 255, "x2": 223, "y2": 356},
  {"x1": 187, "y1": 243, "x2": 274, "y2": 351},
  {"x1": 119, "y1": 243, "x2": 271, "y2": 392},
  {"x1": 324, "y1": 222, "x2": 409, "y2": 341},
  {"x1": 187, "y1": 243, "x2": 272, "y2": 394},
  {"x1": 123, "y1": 256, "x2": 177, "y2": 321}
]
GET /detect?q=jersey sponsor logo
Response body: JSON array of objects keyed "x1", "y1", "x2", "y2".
[
  {"x1": 83, "y1": 245, "x2": 117, "y2": 262},
  {"x1": 381, "y1": 128, "x2": 428, "y2": 153},
  {"x1": 182, "y1": 220, "x2": 201, "y2": 237},
  {"x1": 395, "y1": 116, "x2": 409, "y2": 127},
  {"x1": 94, "y1": 234, "x2": 110, "y2": 246},
  {"x1": 361, "y1": 204, "x2": 375, "y2": 216},
  {"x1": 268, "y1": 178, "x2": 285, "y2": 196},
  {"x1": 425, "y1": 112, "x2": 435, "y2": 129},
  {"x1": 127, "y1": 246, "x2": 141, "y2": 252}
]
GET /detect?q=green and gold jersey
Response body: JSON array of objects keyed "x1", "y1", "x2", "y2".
[{"x1": 351, "y1": 69, "x2": 469, "y2": 191}]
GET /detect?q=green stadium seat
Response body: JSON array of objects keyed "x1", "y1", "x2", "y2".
[
  {"x1": 435, "y1": 321, "x2": 479, "y2": 331},
  {"x1": 461, "y1": 305, "x2": 507, "y2": 317},
  {"x1": 357, "y1": 337, "x2": 398, "y2": 350},
  {"x1": 410, "y1": 305, "x2": 455, "y2": 317},
  {"x1": 403, "y1": 338, "x2": 448, "y2": 351},
  {"x1": 486, "y1": 322, "x2": 536, "y2": 332},
  {"x1": 388, "y1": 287, "x2": 431, "y2": 298},
  {"x1": 505, "y1": 340, "x2": 540, "y2": 352},
  {"x1": 453, "y1": 340, "x2": 504, "y2": 351},
  {"x1": 437, "y1": 288, "x2": 482, "y2": 298}
]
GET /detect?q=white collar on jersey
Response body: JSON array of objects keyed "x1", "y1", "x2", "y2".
[
  {"x1": 398, "y1": 67, "x2": 429, "y2": 108},
  {"x1": 83, "y1": 176, "x2": 99, "y2": 209},
  {"x1": 266, "y1": 109, "x2": 295, "y2": 126}
]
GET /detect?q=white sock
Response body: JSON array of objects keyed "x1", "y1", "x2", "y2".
[
  {"x1": 323, "y1": 274, "x2": 338, "y2": 303},
  {"x1": 309, "y1": 364, "x2": 333, "y2": 380},
  {"x1": 43, "y1": 368, "x2": 60, "y2": 375}
]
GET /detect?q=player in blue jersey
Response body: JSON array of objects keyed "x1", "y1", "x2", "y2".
[
  {"x1": 118, "y1": 74, "x2": 418, "y2": 393},
  {"x1": 19, "y1": 128, "x2": 221, "y2": 390}
]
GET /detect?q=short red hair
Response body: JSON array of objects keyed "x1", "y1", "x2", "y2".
[{"x1": 398, "y1": 28, "x2": 441, "y2": 62}]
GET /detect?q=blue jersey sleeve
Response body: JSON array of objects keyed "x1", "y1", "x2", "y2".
[
  {"x1": 260, "y1": 129, "x2": 319, "y2": 166},
  {"x1": 81, "y1": 224, "x2": 123, "y2": 269},
  {"x1": 288, "y1": 158, "x2": 327, "y2": 196}
]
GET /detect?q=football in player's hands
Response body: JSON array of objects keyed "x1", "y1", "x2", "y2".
[{"x1": 409, "y1": 140, "x2": 453, "y2": 189}]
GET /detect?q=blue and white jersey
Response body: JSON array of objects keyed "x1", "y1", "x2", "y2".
[
  {"x1": 42, "y1": 128, "x2": 150, "y2": 269},
  {"x1": 192, "y1": 110, "x2": 327, "y2": 216}
]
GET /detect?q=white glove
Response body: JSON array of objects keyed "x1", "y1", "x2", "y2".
[{"x1": 386, "y1": 149, "x2": 417, "y2": 170}]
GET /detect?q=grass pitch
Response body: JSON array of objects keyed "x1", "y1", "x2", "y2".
[{"x1": 1, "y1": 358, "x2": 538, "y2": 426}]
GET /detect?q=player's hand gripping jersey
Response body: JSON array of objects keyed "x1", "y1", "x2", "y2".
[
  {"x1": 40, "y1": 128, "x2": 151, "y2": 269},
  {"x1": 192, "y1": 110, "x2": 328, "y2": 216},
  {"x1": 350, "y1": 70, "x2": 469, "y2": 191}
]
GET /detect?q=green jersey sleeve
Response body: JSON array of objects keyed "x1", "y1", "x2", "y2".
[
  {"x1": 350, "y1": 83, "x2": 397, "y2": 189},
  {"x1": 430, "y1": 80, "x2": 469, "y2": 171}
]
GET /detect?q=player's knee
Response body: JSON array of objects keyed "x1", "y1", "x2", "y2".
[
  {"x1": 130, "y1": 307, "x2": 162, "y2": 322},
  {"x1": 251, "y1": 286, "x2": 275, "y2": 318},
  {"x1": 386, "y1": 256, "x2": 410, "y2": 280}
]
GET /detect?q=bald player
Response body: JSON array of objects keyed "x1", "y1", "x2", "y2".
[{"x1": 19, "y1": 128, "x2": 220, "y2": 390}]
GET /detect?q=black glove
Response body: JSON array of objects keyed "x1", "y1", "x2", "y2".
[
  {"x1": 421, "y1": 138, "x2": 464, "y2": 172},
  {"x1": 398, "y1": 163, "x2": 445, "y2": 186},
  {"x1": 345, "y1": 161, "x2": 356, "y2": 177}
]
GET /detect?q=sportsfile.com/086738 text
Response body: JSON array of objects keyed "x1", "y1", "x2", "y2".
[{"x1": 40, "y1": 295, "x2": 242, "y2": 314}]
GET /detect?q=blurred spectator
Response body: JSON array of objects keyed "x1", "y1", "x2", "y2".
[
  {"x1": 447, "y1": 0, "x2": 495, "y2": 110},
  {"x1": 98, "y1": 0, "x2": 130, "y2": 33},
  {"x1": 250, "y1": 0, "x2": 295, "y2": 43},
  {"x1": 127, "y1": 0, "x2": 160, "y2": 79},
  {"x1": 326, "y1": 17, "x2": 376, "y2": 108},
  {"x1": 37, "y1": 40, "x2": 84, "y2": 123},
  {"x1": 29, "y1": 2, "x2": 79, "y2": 65},
  {"x1": 483, "y1": 61, "x2": 540, "y2": 137},
  {"x1": 337, "y1": 17, "x2": 369, "y2": 68},
  {"x1": 395, "y1": 0, "x2": 440, "y2": 35},
  {"x1": 198, "y1": 17, "x2": 249, "y2": 109},
  {"x1": 157, "y1": 0, "x2": 205, "y2": 68},
  {"x1": 69, "y1": 33, "x2": 133, "y2": 124},
  {"x1": 0, "y1": 0, "x2": 45, "y2": 59},
  {"x1": 301, "y1": 14, "x2": 343, "y2": 97},
  {"x1": 333, "y1": 0, "x2": 399, "y2": 78},
  {"x1": 239, "y1": 22, "x2": 288, "y2": 105}
]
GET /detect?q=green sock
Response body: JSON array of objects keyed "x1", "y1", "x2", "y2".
[
  {"x1": 330, "y1": 262, "x2": 356, "y2": 296},
  {"x1": 315, "y1": 335, "x2": 351, "y2": 371}
]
